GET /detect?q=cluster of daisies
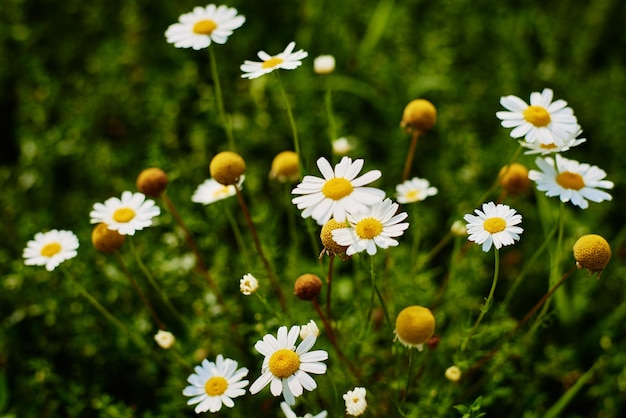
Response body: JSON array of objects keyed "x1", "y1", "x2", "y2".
[{"x1": 463, "y1": 87, "x2": 614, "y2": 253}]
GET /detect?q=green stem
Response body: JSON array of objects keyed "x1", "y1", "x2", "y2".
[
  {"x1": 209, "y1": 47, "x2": 235, "y2": 150},
  {"x1": 544, "y1": 359, "x2": 600, "y2": 418},
  {"x1": 275, "y1": 72, "x2": 303, "y2": 173},
  {"x1": 472, "y1": 146, "x2": 523, "y2": 210},
  {"x1": 402, "y1": 349, "x2": 414, "y2": 404},
  {"x1": 461, "y1": 248, "x2": 500, "y2": 351},
  {"x1": 371, "y1": 256, "x2": 392, "y2": 329},
  {"x1": 324, "y1": 81, "x2": 337, "y2": 149}
]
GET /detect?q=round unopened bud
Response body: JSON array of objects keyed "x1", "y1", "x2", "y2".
[
  {"x1": 91, "y1": 223, "x2": 125, "y2": 253},
  {"x1": 294, "y1": 273, "x2": 323, "y2": 301},
  {"x1": 394, "y1": 305, "x2": 436, "y2": 351},
  {"x1": 210, "y1": 151, "x2": 246, "y2": 186},
  {"x1": 445, "y1": 365, "x2": 462, "y2": 382},
  {"x1": 314, "y1": 55, "x2": 336, "y2": 75},
  {"x1": 573, "y1": 234, "x2": 611, "y2": 275},
  {"x1": 154, "y1": 330, "x2": 175, "y2": 349},
  {"x1": 498, "y1": 163, "x2": 530, "y2": 195},
  {"x1": 400, "y1": 99, "x2": 437, "y2": 133},
  {"x1": 136, "y1": 167, "x2": 168, "y2": 197},
  {"x1": 320, "y1": 219, "x2": 349, "y2": 259},
  {"x1": 269, "y1": 151, "x2": 300, "y2": 183}
]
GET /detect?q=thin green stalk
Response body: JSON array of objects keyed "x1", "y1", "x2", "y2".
[
  {"x1": 461, "y1": 248, "x2": 500, "y2": 351},
  {"x1": 401, "y1": 348, "x2": 414, "y2": 404},
  {"x1": 401, "y1": 130, "x2": 420, "y2": 182},
  {"x1": 543, "y1": 358, "x2": 600, "y2": 418},
  {"x1": 371, "y1": 255, "x2": 392, "y2": 329},
  {"x1": 274, "y1": 72, "x2": 303, "y2": 173},
  {"x1": 472, "y1": 146, "x2": 523, "y2": 210},
  {"x1": 324, "y1": 81, "x2": 337, "y2": 149},
  {"x1": 128, "y1": 240, "x2": 186, "y2": 328},
  {"x1": 208, "y1": 47, "x2": 235, "y2": 150}
]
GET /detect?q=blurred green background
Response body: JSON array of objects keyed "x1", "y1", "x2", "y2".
[{"x1": 2, "y1": 0, "x2": 626, "y2": 416}]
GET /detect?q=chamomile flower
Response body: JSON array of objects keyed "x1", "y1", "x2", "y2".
[
  {"x1": 183, "y1": 355, "x2": 249, "y2": 413},
  {"x1": 280, "y1": 402, "x2": 328, "y2": 418},
  {"x1": 89, "y1": 191, "x2": 160, "y2": 235},
  {"x1": 331, "y1": 198, "x2": 409, "y2": 256},
  {"x1": 343, "y1": 387, "x2": 368, "y2": 416},
  {"x1": 191, "y1": 177, "x2": 243, "y2": 205},
  {"x1": 241, "y1": 41, "x2": 308, "y2": 79},
  {"x1": 464, "y1": 202, "x2": 523, "y2": 252},
  {"x1": 528, "y1": 154, "x2": 614, "y2": 209},
  {"x1": 395, "y1": 177, "x2": 438, "y2": 204},
  {"x1": 291, "y1": 156, "x2": 385, "y2": 226},
  {"x1": 496, "y1": 88, "x2": 579, "y2": 145},
  {"x1": 165, "y1": 4, "x2": 245, "y2": 50},
  {"x1": 240, "y1": 273, "x2": 259, "y2": 295},
  {"x1": 23, "y1": 229, "x2": 79, "y2": 271},
  {"x1": 249, "y1": 325, "x2": 328, "y2": 405},
  {"x1": 520, "y1": 130, "x2": 586, "y2": 155}
]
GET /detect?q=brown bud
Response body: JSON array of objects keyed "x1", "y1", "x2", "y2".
[
  {"x1": 294, "y1": 274, "x2": 323, "y2": 301},
  {"x1": 91, "y1": 223, "x2": 125, "y2": 253},
  {"x1": 136, "y1": 167, "x2": 168, "y2": 197}
]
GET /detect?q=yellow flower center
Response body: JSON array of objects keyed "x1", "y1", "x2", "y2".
[
  {"x1": 556, "y1": 171, "x2": 585, "y2": 190},
  {"x1": 113, "y1": 207, "x2": 136, "y2": 223},
  {"x1": 405, "y1": 190, "x2": 420, "y2": 201},
  {"x1": 523, "y1": 105, "x2": 551, "y2": 127},
  {"x1": 193, "y1": 19, "x2": 217, "y2": 35},
  {"x1": 483, "y1": 217, "x2": 506, "y2": 234},
  {"x1": 262, "y1": 57, "x2": 284, "y2": 69},
  {"x1": 213, "y1": 186, "x2": 232, "y2": 199},
  {"x1": 321, "y1": 178, "x2": 353, "y2": 200},
  {"x1": 355, "y1": 217, "x2": 383, "y2": 239},
  {"x1": 40, "y1": 242, "x2": 61, "y2": 257},
  {"x1": 540, "y1": 143, "x2": 558, "y2": 150},
  {"x1": 268, "y1": 349, "x2": 301, "y2": 378},
  {"x1": 204, "y1": 376, "x2": 228, "y2": 396}
]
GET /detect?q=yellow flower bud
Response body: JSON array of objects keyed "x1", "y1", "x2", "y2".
[
  {"x1": 573, "y1": 234, "x2": 611, "y2": 276},
  {"x1": 209, "y1": 151, "x2": 246, "y2": 186},
  {"x1": 400, "y1": 99, "x2": 437, "y2": 134},
  {"x1": 91, "y1": 223, "x2": 125, "y2": 253},
  {"x1": 136, "y1": 167, "x2": 168, "y2": 197},
  {"x1": 498, "y1": 163, "x2": 530, "y2": 195},
  {"x1": 394, "y1": 305, "x2": 435, "y2": 351},
  {"x1": 269, "y1": 151, "x2": 300, "y2": 183}
]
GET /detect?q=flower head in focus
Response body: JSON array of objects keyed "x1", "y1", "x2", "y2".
[
  {"x1": 394, "y1": 305, "x2": 436, "y2": 351},
  {"x1": 332, "y1": 198, "x2": 409, "y2": 256},
  {"x1": 182, "y1": 355, "x2": 249, "y2": 413},
  {"x1": 23, "y1": 229, "x2": 79, "y2": 271},
  {"x1": 496, "y1": 88, "x2": 579, "y2": 145},
  {"x1": 165, "y1": 4, "x2": 245, "y2": 50},
  {"x1": 573, "y1": 234, "x2": 611, "y2": 277},
  {"x1": 241, "y1": 41, "x2": 308, "y2": 79},
  {"x1": 528, "y1": 154, "x2": 613, "y2": 209},
  {"x1": 395, "y1": 177, "x2": 438, "y2": 204},
  {"x1": 343, "y1": 387, "x2": 367, "y2": 416},
  {"x1": 464, "y1": 202, "x2": 523, "y2": 252},
  {"x1": 249, "y1": 325, "x2": 328, "y2": 405},
  {"x1": 90, "y1": 192, "x2": 160, "y2": 235},
  {"x1": 292, "y1": 156, "x2": 384, "y2": 226}
]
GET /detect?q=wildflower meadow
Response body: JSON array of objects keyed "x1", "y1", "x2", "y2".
[{"x1": 3, "y1": 0, "x2": 626, "y2": 417}]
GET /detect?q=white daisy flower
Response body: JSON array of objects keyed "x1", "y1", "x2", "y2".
[
  {"x1": 496, "y1": 88, "x2": 579, "y2": 145},
  {"x1": 240, "y1": 273, "x2": 259, "y2": 295},
  {"x1": 463, "y1": 202, "x2": 523, "y2": 252},
  {"x1": 241, "y1": 41, "x2": 308, "y2": 79},
  {"x1": 23, "y1": 229, "x2": 79, "y2": 271},
  {"x1": 520, "y1": 129, "x2": 586, "y2": 155},
  {"x1": 332, "y1": 198, "x2": 409, "y2": 256},
  {"x1": 249, "y1": 325, "x2": 328, "y2": 405},
  {"x1": 280, "y1": 402, "x2": 328, "y2": 418},
  {"x1": 191, "y1": 177, "x2": 243, "y2": 205},
  {"x1": 182, "y1": 355, "x2": 249, "y2": 413},
  {"x1": 528, "y1": 154, "x2": 614, "y2": 209},
  {"x1": 165, "y1": 4, "x2": 245, "y2": 50},
  {"x1": 291, "y1": 156, "x2": 385, "y2": 226},
  {"x1": 395, "y1": 177, "x2": 438, "y2": 204},
  {"x1": 343, "y1": 387, "x2": 367, "y2": 416},
  {"x1": 90, "y1": 191, "x2": 160, "y2": 236}
]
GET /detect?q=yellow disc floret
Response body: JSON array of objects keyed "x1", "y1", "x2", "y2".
[
  {"x1": 400, "y1": 99, "x2": 437, "y2": 133},
  {"x1": 113, "y1": 208, "x2": 136, "y2": 223},
  {"x1": 556, "y1": 171, "x2": 585, "y2": 190},
  {"x1": 523, "y1": 105, "x2": 551, "y2": 127},
  {"x1": 322, "y1": 178, "x2": 353, "y2": 200},
  {"x1": 268, "y1": 349, "x2": 301, "y2": 378},
  {"x1": 483, "y1": 217, "x2": 506, "y2": 234},
  {"x1": 394, "y1": 305, "x2": 436, "y2": 350},
  {"x1": 262, "y1": 57, "x2": 284, "y2": 69},
  {"x1": 40, "y1": 242, "x2": 61, "y2": 257},
  {"x1": 204, "y1": 376, "x2": 228, "y2": 396},
  {"x1": 210, "y1": 151, "x2": 246, "y2": 186},
  {"x1": 573, "y1": 234, "x2": 611, "y2": 274},
  {"x1": 355, "y1": 217, "x2": 383, "y2": 239},
  {"x1": 193, "y1": 19, "x2": 217, "y2": 35}
]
